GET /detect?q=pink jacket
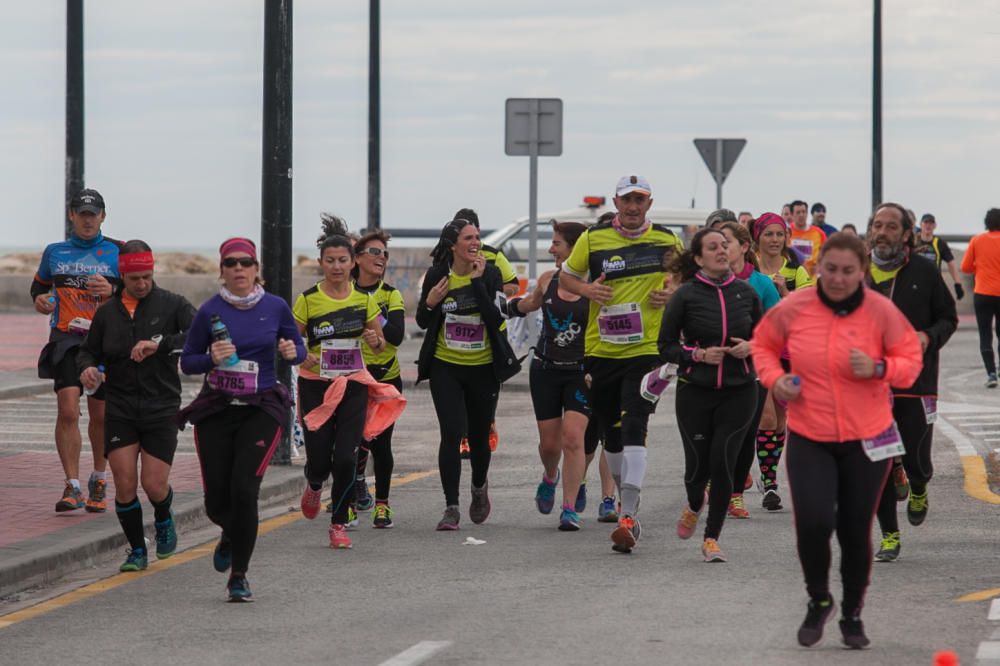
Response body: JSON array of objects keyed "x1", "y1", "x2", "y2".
[
  {"x1": 751, "y1": 286, "x2": 922, "y2": 442},
  {"x1": 302, "y1": 368, "x2": 407, "y2": 441}
]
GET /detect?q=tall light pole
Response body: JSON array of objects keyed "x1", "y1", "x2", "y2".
[
  {"x1": 872, "y1": 0, "x2": 883, "y2": 209},
  {"x1": 66, "y1": 0, "x2": 84, "y2": 239},
  {"x1": 367, "y1": 0, "x2": 381, "y2": 231}
]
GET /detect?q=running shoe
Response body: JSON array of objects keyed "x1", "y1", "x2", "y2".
[
  {"x1": 839, "y1": 615, "x2": 870, "y2": 649},
  {"x1": 558, "y1": 508, "x2": 581, "y2": 532},
  {"x1": 987, "y1": 373, "x2": 998, "y2": 389},
  {"x1": 489, "y1": 422, "x2": 499, "y2": 452},
  {"x1": 436, "y1": 506, "x2": 461, "y2": 531},
  {"x1": 329, "y1": 523, "x2": 352, "y2": 549},
  {"x1": 470, "y1": 481, "x2": 491, "y2": 524},
  {"x1": 300, "y1": 484, "x2": 322, "y2": 520},
  {"x1": 459, "y1": 437, "x2": 471, "y2": 459},
  {"x1": 346, "y1": 506, "x2": 360, "y2": 529},
  {"x1": 727, "y1": 495, "x2": 750, "y2": 519},
  {"x1": 907, "y1": 489, "x2": 928, "y2": 526},
  {"x1": 761, "y1": 488, "x2": 782, "y2": 512},
  {"x1": 55, "y1": 483, "x2": 85, "y2": 512},
  {"x1": 372, "y1": 503, "x2": 394, "y2": 529},
  {"x1": 154, "y1": 512, "x2": 177, "y2": 560},
  {"x1": 119, "y1": 547, "x2": 148, "y2": 572},
  {"x1": 701, "y1": 538, "x2": 726, "y2": 563},
  {"x1": 85, "y1": 476, "x2": 108, "y2": 513},
  {"x1": 893, "y1": 464, "x2": 909, "y2": 501},
  {"x1": 874, "y1": 531, "x2": 900, "y2": 562},
  {"x1": 355, "y1": 476, "x2": 374, "y2": 512},
  {"x1": 534, "y1": 472, "x2": 558, "y2": 515},
  {"x1": 611, "y1": 515, "x2": 640, "y2": 553},
  {"x1": 574, "y1": 482, "x2": 587, "y2": 513},
  {"x1": 213, "y1": 534, "x2": 232, "y2": 572},
  {"x1": 676, "y1": 505, "x2": 700, "y2": 540},
  {"x1": 797, "y1": 595, "x2": 835, "y2": 647},
  {"x1": 227, "y1": 574, "x2": 253, "y2": 602},
  {"x1": 597, "y1": 496, "x2": 618, "y2": 523}
]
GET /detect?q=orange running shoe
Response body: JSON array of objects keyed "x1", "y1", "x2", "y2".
[
  {"x1": 611, "y1": 515, "x2": 640, "y2": 553},
  {"x1": 727, "y1": 494, "x2": 750, "y2": 519},
  {"x1": 702, "y1": 537, "x2": 727, "y2": 563},
  {"x1": 85, "y1": 477, "x2": 107, "y2": 513}
]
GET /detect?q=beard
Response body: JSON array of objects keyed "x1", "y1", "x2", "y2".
[{"x1": 872, "y1": 239, "x2": 905, "y2": 262}]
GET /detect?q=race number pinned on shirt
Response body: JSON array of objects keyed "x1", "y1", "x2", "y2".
[
  {"x1": 597, "y1": 302, "x2": 643, "y2": 344},
  {"x1": 921, "y1": 396, "x2": 938, "y2": 424},
  {"x1": 67, "y1": 317, "x2": 92, "y2": 336},
  {"x1": 444, "y1": 313, "x2": 486, "y2": 351},
  {"x1": 208, "y1": 360, "x2": 259, "y2": 396},
  {"x1": 320, "y1": 338, "x2": 364, "y2": 378},
  {"x1": 861, "y1": 421, "x2": 905, "y2": 462},
  {"x1": 790, "y1": 239, "x2": 814, "y2": 262}
]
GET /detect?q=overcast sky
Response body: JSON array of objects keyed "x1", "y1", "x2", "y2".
[{"x1": 3, "y1": 1, "x2": 999, "y2": 251}]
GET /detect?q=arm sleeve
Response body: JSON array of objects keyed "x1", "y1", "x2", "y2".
[
  {"x1": 938, "y1": 239, "x2": 954, "y2": 263},
  {"x1": 158, "y1": 296, "x2": 196, "y2": 356},
  {"x1": 76, "y1": 309, "x2": 104, "y2": 374},
  {"x1": 494, "y1": 251, "x2": 518, "y2": 285},
  {"x1": 923, "y1": 272, "x2": 958, "y2": 352},
  {"x1": 760, "y1": 278, "x2": 780, "y2": 311},
  {"x1": 881, "y1": 304, "x2": 924, "y2": 389},
  {"x1": 31, "y1": 247, "x2": 53, "y2": 301},
  {"x1": 279, "y1": 301, "x2": 308, "y2": 364},
  {"x1": 750, "y1": 306, "x2": 788, "y2": 389},
  {"x1": 416, "y1": 268, "x2": 442, "y2": 330},
  {"x1": 292, "y1": 293, "x2": 308, "y2": 325},
  {"x1": 470, "y1": 268, "x2": 505, "y2": 332},
  {"x1": 658, "y1": 289, "x2": 692, "y2": 364},
  {"x1": 961, "y1": 236, "x2": 976, "y2": 274},
  {"x1": 562, "y1": 231, "x2": 591, "y2": 280},
  {"x1": 179, "y1": 306, "x2": 215, "y2": 375}
]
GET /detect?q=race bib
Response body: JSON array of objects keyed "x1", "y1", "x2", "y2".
[
  {"x1": 320, "y1": 338, "x2": 364, "y2": 378},
  {"x1": 861, "y1": 422, "x2": 905, "y2": 462},
  {"x1": 921, "y1": 396, "x2": 938, "y2": 424},
  {"x1": 597, "y1": 302, "x2": 644, "y2": 344},
  {"x1": 208, "y1": 360, "x2": 259, "y2": 396},
  {"x1": 444, "y1": 313, "x2": 486, "y2": 350},
  {"x1": 68, "y1": 317, "x2": 92, "y2": 336},
  {"x1": 790, "y1": 239, "x2": 814, "y2": 262}
]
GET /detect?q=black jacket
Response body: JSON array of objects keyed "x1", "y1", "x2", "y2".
[
  {"x1": 78, "y1": 285, "x2": 196, "y2": 421},
  {"x1": 659, "y1": 273, "x2": 762, "y2": 389},
  {"x1": 415, "y1": 262, "x2": 521, "y2": 384},
  {"x1": 867, "y1": 254, "x2": 957, "y2": 395}
]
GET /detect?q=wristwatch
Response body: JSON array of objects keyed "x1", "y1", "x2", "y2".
[{"x1": 874, "y1": 360, "x2": 886, "y2": 379}]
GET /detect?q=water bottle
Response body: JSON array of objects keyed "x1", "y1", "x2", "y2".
[
  {"x1": 84, "y1": 365, "x2": 105, "y2": 396},
  {"x1": 210, "y1": 314, "x2": 240, "y2": 366}
]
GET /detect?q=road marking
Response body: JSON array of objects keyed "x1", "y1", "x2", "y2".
[
  {"x1": 991, "y1": 598, "x2": 1000, "y2": 620},
  {"x1": 0, "y1": 469, "x2": 435, "y2": 630},
  {"x1": 958, "y1": 587, "x2": 1000, "y2": 603},
  {"x1": 977, "y1": 642, "x2": 1000, "y2": 659},
  {"x1": 937, "y1": 416, "x2": 978, "y2": 456},
  {"x1": 378, "y1": 641, "x2": 452, "y2": 666}
]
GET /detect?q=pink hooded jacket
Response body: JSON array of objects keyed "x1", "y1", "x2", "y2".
[{"x1": 302, "y1": 368, "x2": 406, "y2": 441}]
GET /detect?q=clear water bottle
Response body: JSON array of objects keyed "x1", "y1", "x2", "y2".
[
  {"x1": 84, "y1": 364, "x2": 105, "y2": 396},
  {"x1": 210, "y1": 314, "x2": 240, "y2": 366}
]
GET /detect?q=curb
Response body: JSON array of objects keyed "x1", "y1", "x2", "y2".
[
  {"x1": 0, "y1": 466, "x2": 305, "y2": 600},
  {"x1": 0, "y1": 383, "x2": 50, "y2": 401}
]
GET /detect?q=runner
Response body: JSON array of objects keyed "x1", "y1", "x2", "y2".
[
  {"x1": 660, "y1": 228, "x2": 762, "y2": 562},
  {"x1": 416, "y1": 219, "x2": 520, "y2": 530},
  {"x1": 738, "y1": 211, "x2": 754, "y2": 230},
  {"x1": 559, "y1": 174, "x2": 683, "y2": 553},
  {"x1": 752, "y1": 232, "x2": 922, "y2": 648},
  {"x1": 751, "y1": 212, "x2": 812, "y2": 511},
  {"x1": 810, "y1": 203, "x2": 838, "y2": 237},
  {"x1": 915, "y1": 214, "x2": 965, "y2": 301},
  {"x1": 295, "y1": 218, "x2": 387, "y2": 548},
  {"x1": 349, "y1": 229, "x2": 405, "y2": 528},
  {"x1": 77, "y1": 241, "x2": 195, "y2": 571},
  {"x1": 178, "y1": 237, "x2": 306, "y2": 602},
  {"x1": 840, "y1": 224, "x2": 859, "y2": 236},
  {"x1": 32, "y1": 189, "x2": 120, "y2": 513},
  {"x1": 866, "y1": 204, "x2": 957, "y2": 562},
  {"x1": 781, "y1": 203, "x2": 792, "y2": 226},
  {"x1": 717, "y1": 222, "x2": 778, "y2": 519},
  {"x1": 788, "y1": 200, "x2": 827, "y2": 276},
  {"x1": 705, "y1": 208, "x2": 737, "y2": 230},
  {"x1": 961, "y1": 208, "x2": 1000, "y2": 387},
  {"x1": 507, "y1": 220, "x2": 590, "y2": 530}
]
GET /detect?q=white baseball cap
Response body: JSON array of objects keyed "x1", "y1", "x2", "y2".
[{"x1": 615, "y1": 175, "x2": 652, "y2": 197}]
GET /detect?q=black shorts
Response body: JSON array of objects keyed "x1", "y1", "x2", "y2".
[
  {"x1": 529, "y1": 359, "x2": 591, "y2": 421},
  {"x1": 52, "y1": 347, "x2": 105, "y2": 399},
  {"x1": 105, "y1": 417, "x2": 179, "y2": 465},
  {"x1": 584, "y1": 354, "x2": 660, "y2": 452}
]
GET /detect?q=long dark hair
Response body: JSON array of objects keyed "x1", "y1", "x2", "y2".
[
  {"x1": 317, "y1": 213, "x2": 354, "y2": 257},
  {"x1": 866, "y1": 203, "x2": 915, "y2": 248},
  {"x1": 430, "y1": 218, "x2": 474, "y2": 267},
  {"x1": 552, "y1": 220, "x2": 586, "y2": 247},
  {"x1": 669, "y1": 228, "x2": 726, "y2": 281}
]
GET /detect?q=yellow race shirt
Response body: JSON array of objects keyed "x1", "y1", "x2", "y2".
[
  {"x1": 434, "y1": 271, "x2": 498, "y2": 366},
  {"x1": 563, "y1": 222, "x2": 683, "y2": 359},
  {"x1": 482, "y1": 244, "x2": 518, "y2": 284},
  {"x1": 293, "y1": 282, "x2": 379, "y2": 378},
  {"x1": 354, "y1": 280, "x2": 405, "y2": 381},
  {"x1": 869, "y1": 264, "x2": 902, "y2": 285},
  {"x1": 766, "y1": 256, "x2": 813, "y2": 292}
]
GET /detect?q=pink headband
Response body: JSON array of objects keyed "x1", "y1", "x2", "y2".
[
  {"x1": 119, "y1": 251, "x2": 154, "y2": 274},
  {"x1": 752, "y1": 212, "x2": 788, "y2": 242},
  {"x1": 219, "y1": 237, "x2": 257, "y2": 261}
]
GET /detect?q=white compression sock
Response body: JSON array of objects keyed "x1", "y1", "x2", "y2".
[{"x1": 620, "y1": 447, "x2": 648, "y2": 516}]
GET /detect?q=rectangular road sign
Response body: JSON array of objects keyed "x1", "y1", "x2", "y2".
[{"x1": 505, "y1": 98, "x2": 563, "y2": 157}]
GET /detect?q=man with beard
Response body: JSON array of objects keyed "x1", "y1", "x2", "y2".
[{"x1": 863, "y1": 204, "x2": 956, "y2": 562}]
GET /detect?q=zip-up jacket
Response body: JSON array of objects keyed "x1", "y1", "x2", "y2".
[
  {"x1": 751, "y1": 286, "x2": 923, "y2": 443},
  {"x1": 659, "y1": 273, "x2": 762, "y2": 389},
  {"x1": 867, "y1": 254, "x2": 957, "y2": 396},
  {"x1": 78, "y1": 285, "x2": 196, "y2": 421}
]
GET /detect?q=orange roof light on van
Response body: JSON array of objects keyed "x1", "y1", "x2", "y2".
[{"x1": 583, "y1": 196, "x2": 606, "y2": 208}]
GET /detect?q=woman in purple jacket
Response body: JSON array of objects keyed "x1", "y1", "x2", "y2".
[{"x1": 179, "y1": 237, "x2": 305, "y2": 602}]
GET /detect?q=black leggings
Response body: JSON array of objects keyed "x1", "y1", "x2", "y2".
[
  {"x1": 356, "y1": 375, "x2": 401, "y2": 501},
  {"x1": 676, "y1": 381, "x2": 758, "y2": 540},
  {"x1": 194, "y1": 406, "x2": 282, "y2": 575},
  {"x1": 876, "y1": 397, "x2": 935, "y2": 533},
  {"x1": 429, "y1": 359, "x2": 499, "y2": 506},
  {"x1": 786, "y1": 432, "x2": 890, "y2": 615},
  {"x1": 732, "y1": 383, "x2": 768, "y2": 494},
  {"x1": 586, "y1": 355, "x2": 659, "y2": 453},
  {"x1": 973, "y1": 293, "x2": 1000, "y2": 375},
  {"x1": 299, "y1": 377, "x2": 368, "y2": 524}
]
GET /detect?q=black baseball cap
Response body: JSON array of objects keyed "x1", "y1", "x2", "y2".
[
  {"x1": 70, "y1": 188, "x2": 105, "y2": 214},
  {"x1": 921, "y1": 213, "x2": 936, "y2": 223},
  {"x1": 811, "y1": 202, "x2": 826, "y2": 214}
]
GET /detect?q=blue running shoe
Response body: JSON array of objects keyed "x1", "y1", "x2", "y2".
[
  {"x1": 355, "y1": 476, "x2": 374, "y2": 512},
  {"x1": 154, "y1": 512, "x2": 177, "y2": 560},
  {"x1": 597, "y1": 496, "x2": 618, "y2": 523},
  {"x1": 227, "y1": 574, "x2": 253, "y2": 602},
  {"x1": 120, "y1": 547, "x2": 148, "y2": 572},
  {"x1": 213, "y1": 534, "x2": 232, "y2": 573},
  {"x1": 535, "y1": 472, "x2": 558, "y2": 515},
  {"x1": 574, "y1": 482, "x2": 587, "y2": 513},
  {"x1": 558, "y1": 508, "x2": 581, "y2": 531}
]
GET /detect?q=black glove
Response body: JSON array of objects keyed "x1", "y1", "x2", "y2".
[{"x1": 954, "y1": 283, "x2": 965, "y2": 301}]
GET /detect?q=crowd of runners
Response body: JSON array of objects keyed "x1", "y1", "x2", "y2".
[{"x1": 30, "y1": 181, "x2": 1000, "y2": 648}]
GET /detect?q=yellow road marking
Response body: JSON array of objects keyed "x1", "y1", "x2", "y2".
[
  {"x1": 953, "y1": 457, "x2": 1000, "y2": 603},
  {"x1": 956, "y1": 587, "x2": 1000, "y2": 603},
  {"x1": 0, "y1": 469, "x2": 434, "y2": 629}
]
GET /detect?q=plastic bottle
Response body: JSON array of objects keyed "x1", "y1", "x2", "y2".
[
  {"x1": 84, "y1": 365, "x2": 105, "y2": 396},
  {"x1": 210, "y1": 314, "x2": 240, "y2": 366}
]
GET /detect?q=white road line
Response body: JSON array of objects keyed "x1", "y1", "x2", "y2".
[
  {"x1": 977, "y1": 641, "x2": 1000, "y2": 659},
  {"x1": 966, "y1": 431, "x2": 1000, "y2": 436},
  {"x1": 990, "y1": 598, "x2": 1000, "y2": 621},
  {"x1": 936, "y1": 417, "x2": 978, "y2": 456},
  {"x1": 378, "y1": 641, "x2": 452, "y2": 666}
]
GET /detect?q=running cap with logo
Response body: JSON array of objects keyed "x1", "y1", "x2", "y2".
[
  {"x1": 70, "y1": 189, "x2": 105, "y2": 214},
  {"x1": 705, "y1": 208, "x2": 738, "y2": 228},
  {"x1": 615, "y1": 175, "x2": 652, "y2": 197},
  {"x1": 811, "y1": 202, "x2": 826, "y2": 214}
]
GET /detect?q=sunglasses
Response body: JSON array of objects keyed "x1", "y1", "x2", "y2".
[
  {"x1": 361, "y1": 247, "x2": 389, "y2": 258},
  {"x1": 221, "y1": 257, "x2": 257, "y2": 268}
]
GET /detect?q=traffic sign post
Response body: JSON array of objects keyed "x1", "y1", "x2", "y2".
[{"x1": 693, "y1": 138, "x2": 746, "y2": 208}]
